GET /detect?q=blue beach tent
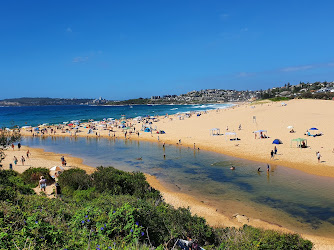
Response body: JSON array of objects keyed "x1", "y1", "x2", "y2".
[
  {"x1": 272, "y1": 139, "x2": 282, "y2": 144},
  {"x1": 309, "y1": 127, "x2": 318, "y2": 130},
  {"x1": 144, "y1": 128, "x2": 151, "y2": 132}
]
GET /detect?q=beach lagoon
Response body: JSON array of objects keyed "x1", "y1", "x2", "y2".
[{"x1": 23, "y1": 136, "x2": 334, "y2": 238}]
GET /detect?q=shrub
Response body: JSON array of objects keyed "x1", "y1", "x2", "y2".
[
  {"x1": 0, "y1": 170, "x2": 33, "y2": 201},
  {"x1": 217, "y1": 225, "x2": 313, "y2": 249},
  {"x1": 58, "y1": 168, "x2": 92, "y2": 193},
  {"x1": 91, "y1": 166, "x2": 161, "y2": 199},
  {"x1": 269, "y1": 97, "x2": 290, "y2": 102},
  {"x1": 21, "y1": 167, "x2": 53, "y2": 187},
  {"x1": 0, "y1": 169, "x2": 313, "y2": 250}
]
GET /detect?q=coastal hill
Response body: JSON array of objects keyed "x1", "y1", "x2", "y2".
[
  {"x1": 0, "y1": 97, "x2": 95, "y2": 106},
  {"x1": 1, "y1": 81, "x2": 333, "y2": 107}
]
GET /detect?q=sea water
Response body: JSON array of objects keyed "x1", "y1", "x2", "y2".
[
  {"x1": 0, "y1": 103, "x2": 233, "y2": 128},
  {"x1": 23, "y1": 136, "x2": 334, "y2": 238}
]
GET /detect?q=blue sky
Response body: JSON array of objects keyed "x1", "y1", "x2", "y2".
[{"x1": 1, "y1": 1, "x2": 334, "y2": 100}]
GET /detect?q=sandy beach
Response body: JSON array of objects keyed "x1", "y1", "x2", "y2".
[
  {"x1": 11, "y1": 99, "x2": 334, "y2": 248},
  {"x1": 20, "y1": 99, "x2": 334, "y2": 178},
  {"x1": 137, "y1": 99, "x2": 334, "y2": 178}
]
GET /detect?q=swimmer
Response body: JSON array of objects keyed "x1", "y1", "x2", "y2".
[
  {"x1": 136, "y1": 157, "x2": 142, "y2": 160},
  {"x1": 230, "y1": 166, "x2": 235, "y2": 170},
  {"x1": 267, "y1": 164, "x2": 270, "y2": 172},
  {"x1": 257, "y1": 167, "x2": 261, "y2": 172}
]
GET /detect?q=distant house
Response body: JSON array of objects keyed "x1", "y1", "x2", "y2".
[
  {"x1": 279, "y1": 91, "x2": 291, "y2": 97},
  {"x1": 316, "y1": 88, "x2": 331, "y2": 93}
]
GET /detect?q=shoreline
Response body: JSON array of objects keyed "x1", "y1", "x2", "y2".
[
  {"x1": 2, "y1": 145, "x2": 334, "y2": 248},
  {"x1": 20, "y1": 99, "x2": 334, "y2": 179}
]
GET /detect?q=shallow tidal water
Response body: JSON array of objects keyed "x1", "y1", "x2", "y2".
[{"x1": 24, "y1": 136, "x2": 334, "y2": 238}]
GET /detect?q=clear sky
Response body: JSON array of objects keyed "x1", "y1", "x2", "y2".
[{"x1": 1, "y1": 1, "x2": 334, "y2": 100}]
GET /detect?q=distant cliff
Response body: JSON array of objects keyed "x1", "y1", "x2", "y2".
[{"x1": 0, "y1": 97, "x2": 94, "y2": 106}]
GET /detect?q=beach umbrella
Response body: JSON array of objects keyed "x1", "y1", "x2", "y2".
[
  {"x1": 309, "y1": 127, "x2": 318, "y2": 130},
  {"x1": 272, "y1": 139, "x2": 282, "y2": 144},
  {"x1": 50, "y1": 166, "x2": 64, "y2": 171},
  {"x1": 287, "y1": 126, "x2": 293, "y2": 129}
]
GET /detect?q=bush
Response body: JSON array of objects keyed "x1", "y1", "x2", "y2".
[
  {"x1": 217, "y1": 225, "x2": 313, "y2": 249},
  {"x1": 0, "y1": 170, "x2": 33, "y2": 201},
  {"x1": 21, "y1": 167, "x2": 53, "y2": 187},
  {"x1": 0, "y1": 169, "x2": 313, "y2": 250},
  {"x1": 58, "y1": 168, "x2": 92, "y2": 193},
  {"x1": 91, "y1": 166, "x2": 161, "y2": 199},
  {"x1": 269, "y1": 97, "x2": 291, "y2": 102}
]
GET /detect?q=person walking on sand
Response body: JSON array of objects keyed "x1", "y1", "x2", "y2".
[
  {"x1": 11, "y1": 144, "x2": 14, "y2": 150},
  {"x1": 267, "y1": 164, "x2": 270, "y2": 172},
  {"x1": 39, "y1": 176, "x2": 46, "y2": 192},
  {"x1": 317, "y1": 151, "x2": 321, "y2": 163},
  {"x1": 26, "y1": 150, "x2": 30, "y2": 158},
  {"x1": 13, "y1": 156, "x2": 18, "y2": 166},
  {"x1": 21, "y1": 156, "x2": 25, "y2": 165},
  {"x1": 274, "y1": 146, "x2": 277, "y2": 155},
  {"x1": 270, "y1": 150, "x2": 274, "y2": 159},
  {"x1": 55, "y1": 182, "x2": 62, "y2": 199},
  {"x1": 18, "y1": 143, "x2": 21, "y2": 151}
]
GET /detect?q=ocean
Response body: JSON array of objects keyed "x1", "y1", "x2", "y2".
[{"x1": 0, "y1": 103, "x2": 233, "y2": 128}]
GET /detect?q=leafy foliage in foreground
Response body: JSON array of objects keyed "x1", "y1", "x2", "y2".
[{"x1": 0, "y1": 168, "x2": 313, "y2": 249}]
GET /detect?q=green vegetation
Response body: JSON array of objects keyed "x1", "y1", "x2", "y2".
[
  {"x1": 21, "y1": 167, "x2": 53, "y2": 188},
  {"x1": 268, "y1": 97, "x2": 290, "y2": 102},
  {"x1": 0, "y1": 128, "x2": 21, "y2": 165},
  {"x1": 0, "y1": 167, "x2": 313, "y2": 249},
  {"x1": 300, "y1": 91, "x2": 334, "y2": 100},
  {"x1": 106, "y1": 98, "x2": 150, "y2": 105},
  {"x1": 0, "y1": 97, "x2": 93, "y2": 106}
]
